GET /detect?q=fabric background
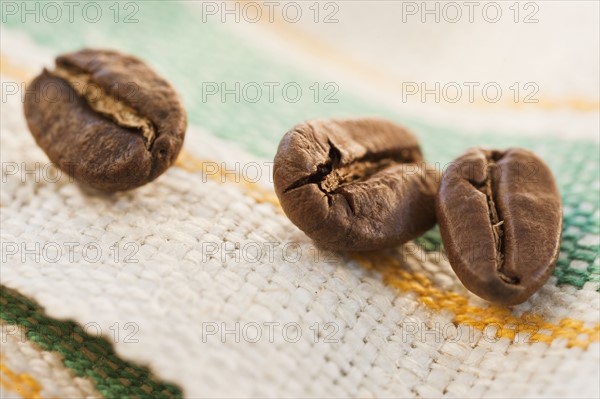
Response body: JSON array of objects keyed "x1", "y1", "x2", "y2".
[{"x1": 1, "y1": 1, "x2": 599, "y2": 398}]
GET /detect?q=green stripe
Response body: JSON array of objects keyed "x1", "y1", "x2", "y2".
[
  {"x1": 0, "y1": 285, "x2": 183, "y2": 399},
  {"x1": 2, "y1": 0, "x2": 598, "y2": 288}
]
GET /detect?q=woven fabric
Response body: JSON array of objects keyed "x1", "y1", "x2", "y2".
[{"x1": 1, "y1": 2, "x2": 599, "y2": 398}]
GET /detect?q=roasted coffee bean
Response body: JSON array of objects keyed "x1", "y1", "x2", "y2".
[
  {"x1": 436, "y1": 148, "x2": 562, "y2": 305},
  {"x1": 273, "y1": 118, "x2": 439, "y2": 251},
  {"x1": 24, "y1": 49, "x2": 186, "y2": 192}
]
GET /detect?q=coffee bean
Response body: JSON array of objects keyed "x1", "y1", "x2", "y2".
[
  {"x1": 273, "y1": 118, "x2": 439, "y2": 251},
  {"x1": 436, "y1": 148, "x2": 562, "y2": 305},
  {"x1": 24, "y1": 49, "x2": 186, "y2": 192}
]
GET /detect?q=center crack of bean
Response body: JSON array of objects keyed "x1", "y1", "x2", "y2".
[
  {"x1": 319, "y1": 159, "x2": 395, "y2": 193},
  {"x1": 51, "y1": 66, "x2": 156, "y2": 149},
  {"x1": 480, "y1": 154, "x2": 519, "y2": 285}
]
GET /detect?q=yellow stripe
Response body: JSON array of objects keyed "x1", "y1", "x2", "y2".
[
  {"x1": 0, "y1": 357, "x2": 46, "y2": 399},
  {"x1": 237, "y1": 0, "x2": 599, "y2": 113},
  {"x1": 2, "y1": 53, "x2": 598, "y2": 349},
  {"x1": 175, "y1": 150, "x2": 281, "y2": 209},
  {"x1": 354, "y1": 254, "x2": 600, "y2": 349},
  {"x1": 0, "y1": 54, "x2": 32, "y2": 82}
]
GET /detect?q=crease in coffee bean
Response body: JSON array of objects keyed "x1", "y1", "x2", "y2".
[
  {"x1": 470, "y1": 152, "x2": 520, "y2": 285},
  {"x1": 50, "y1": 65, "x2": 157, "y2": 150},
  {"x1": 282, "y1": 140, "x2": 338, "y2": 193},
  {"x1": 283, "y1": 139, "x2": 419, "y2": 207}
]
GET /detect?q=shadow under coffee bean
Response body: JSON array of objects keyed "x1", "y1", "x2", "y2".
[
  {"x1": 24, "y1": 49, "x2": 187, "y2": 192},
  {"x1": 273, "y1": 118, "x2": 439, "y2": 252},
  {"x1": 436, "y1": 147, "x2": 562, "y2": 305}
]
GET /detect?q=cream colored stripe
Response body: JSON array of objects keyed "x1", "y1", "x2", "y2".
[
  {"x1": 179, "y1": 152, "x2": 600, "y2": 349},
  {"x1": 237, "y1": 0, "x2": 599, "y2": 112}
]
